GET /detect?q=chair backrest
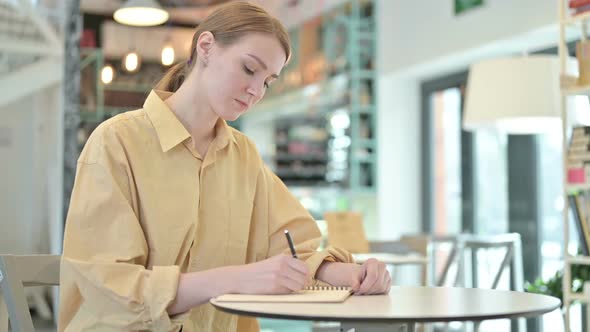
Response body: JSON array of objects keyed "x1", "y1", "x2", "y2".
[
  {"x1": 432, "y1": 233, "x2": 523, "y2": 290},
  {"x1": 432, "y1": 233, "x2": 526, "y2": 332},
  {"x1": 0, "y1": 254, "x2": 61, "y2": 332},
  {"x1": 324, "y1": 211, "x2": 370, "y2": 253}
]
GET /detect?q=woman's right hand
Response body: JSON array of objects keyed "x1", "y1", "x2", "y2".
[
  {"x1": 168, "y1": 254, "x2": 310, "y2": 315},
  {"x1": 234, "y1": 254, "x2": 310, "y2": 294}
]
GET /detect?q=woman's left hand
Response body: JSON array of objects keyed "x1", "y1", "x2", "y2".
[{"x1": 351, "y1": 258, "x2": 391, "y2": 295}]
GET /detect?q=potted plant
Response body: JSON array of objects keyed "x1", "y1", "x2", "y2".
[{"x1": 525, "y1": 263, "x2": 590, "y2": 327}]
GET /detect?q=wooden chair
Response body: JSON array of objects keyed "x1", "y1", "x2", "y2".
[
  {"x1": 323, "y1": 211, "x2": 370, "y2": 253},
  {"x1": 323, "y1": 212, "x2": 430, "y2": 286},
  {"x1": 0, "y1": 254, "x2": 61, "y2": 332},
  {"x1": 369, "y1": 236, "x2": 431, "y2": 286}
]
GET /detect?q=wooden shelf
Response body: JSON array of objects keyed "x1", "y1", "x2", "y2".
[
  {"x1": 562, "y1": 83, "x2": 590, "y2": 96},
  {"x1": 566, "y1": 255, "x2": 590, "y2": 265},
  {"x1": 563, "y1": 10, "x2": 590, "y2": 27},
  {"x1": 560, "y1": 75, "x2": 590, "y2": 96},
  {"x1": 567, "y1": 293, "x2": 590, "y2": 303},
  {"x1": 567, "y1": 183, "x2": 590, "y2": 193},
  {"x1": 562, "y1": 85, "x2": 590, "y2": 96}
]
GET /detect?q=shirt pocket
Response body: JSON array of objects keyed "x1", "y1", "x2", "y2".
[{"x1": 224, "y1": 200, "x2": 253, "y2": 265}]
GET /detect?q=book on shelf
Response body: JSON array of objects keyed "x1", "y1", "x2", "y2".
[
  {"x1": 569, "y1": 0, "x2": 590, "y2": 16},
  {"x1": 567, "y1": 126, "x2": 590, "y2": 185},
  {"x1": 570, "y1": 0, "x2": 590, "y2": 8},
  {"x1": 573, "y1": 4, "x2": 590, "y2": 15},
  {"x1": 569, "y1": 194, "x2": 590, "y2": 256},
  {"x1": 570, "y1": 142, "x2": 590, "y2": 153},
  {"x1": 577, "y1": 41, "x2": 590, "y2": 85},
  {"x1": 572, "y1": 126, "x2": 590, "y2": 139}
]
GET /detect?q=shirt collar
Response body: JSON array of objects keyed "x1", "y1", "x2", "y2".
[
  {"x1": 144, "y1": 90, "x2": 237, "y2": 153},
  {"x1": 214, "y1": 117, "x2": 238, "y2": 150}
]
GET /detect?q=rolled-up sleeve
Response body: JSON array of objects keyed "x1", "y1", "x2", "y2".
[
  {"x1": 58, "y1": 130, "x2": 184, "y2": 331},
  {"x1": 258, "y1": 164, "x2": 353, "y2": 281}
]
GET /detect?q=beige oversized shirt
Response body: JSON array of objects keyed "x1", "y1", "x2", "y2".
[{"x1": 58, "y1": 90, "x2": 353, "y2": 332}]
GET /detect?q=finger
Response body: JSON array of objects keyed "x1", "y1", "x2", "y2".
[
  {"x1": 364, "y1": 261, "x2": 385, "y2": 294},
  {"x1": 371, "y1": 264, "x2": 388, "y2": 294},
  {"x1": 286, "y1": 262, "x2": 309, "y2": 283},
  {"x1": 364, "y1": 262, "x2": 388, "y2": 294},
  {"x1": 374, "y1": 268, "x2": 389, "y2": 294},
  {"x1": 287, "y1": 257, "x2": 309, "y2": 276},
  {"x1": 385, "y1": 274, "x2": 392, "y2": 294},
  {"x1": 277, "y1": 256, "x2": 307, "y2": 280},
  {"x1": 279, "y1": 275, "x2": 306, "y2": 292},
  {"x1": 351, "y1": 272, "x2": 361, "y2": 293},
  {"x1": 283, "y1": 268, "x2": 307, "y2": 290},
  {"x1": 353, "y1": 263, "x2": 367, "y2": 294},
  {"x1": 358, "y1": 263, "x2": 380, "y2": 294}
]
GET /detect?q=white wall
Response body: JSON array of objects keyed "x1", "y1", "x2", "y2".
[
  {"x1": 0, "y1": 96, "x2": 36, "y2": 253},
  {"x1": 375, "y1": 0, "x2": 560, "y2": 239},
  {"x1": 379, "y1": 0, "x2": 558, "y2": 74},
  {"x1": 376, "y1": 73, "x2": 420, "y2": 239},
  {"x1": 0, "y1": 86, "x2": 63, "y2": 254}
]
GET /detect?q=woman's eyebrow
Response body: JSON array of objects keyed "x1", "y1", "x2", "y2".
[{"x1": 246, "y1": 53, "x2": 279, "y2": 78}]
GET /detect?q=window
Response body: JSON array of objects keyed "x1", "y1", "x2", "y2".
[{"x1": 421, "y1": 64, "x2": 576, "y2": 330}]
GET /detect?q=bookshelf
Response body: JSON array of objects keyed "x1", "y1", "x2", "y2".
[
  {"x1": 560, "y1": 1, "x2": 590, "y2": 330},
  {"x1": 251, "y1": 0, "x2": 377, "y2": 191}
]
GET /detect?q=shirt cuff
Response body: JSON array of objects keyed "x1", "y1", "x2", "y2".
[
  {"x1": 146, "y1": 265, "x2": 185, "y2": 331},
  {"x1": 305, "y1": 246, "x2": 354, "y2": 284},
  {"x1": 305, "y1": 250, "x2": 335, "y2": 280}
]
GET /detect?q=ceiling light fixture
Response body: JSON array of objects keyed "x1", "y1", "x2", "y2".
[
  {"x1": 123, "y1": 51, "x2": 141, "y2": 72},
  {"x1": 114, "y1": 0, "x2": 169, "y2": 27},
  {"x1": 101, "y1": 65, "x2": 114, "y2": 84},
  {"x1": 161, "y1": 44, "x2": 175, "y2": 66}
]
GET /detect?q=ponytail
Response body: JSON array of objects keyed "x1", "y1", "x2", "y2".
[{"x1": 154, "y1": 62, "x2": 189, "y2": 92}]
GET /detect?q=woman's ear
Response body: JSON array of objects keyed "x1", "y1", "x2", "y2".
[{"x1": 196, "y1": 31, "x2": 215, "y2": 61}]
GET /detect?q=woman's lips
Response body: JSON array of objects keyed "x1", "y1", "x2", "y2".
[{"x1": 235, "y1": 99, "x2": 249, "y2": 110}]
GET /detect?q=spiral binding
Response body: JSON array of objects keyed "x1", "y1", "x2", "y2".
[{"x1": 304, "y1": 286, "x2": 351, "y2": 291}]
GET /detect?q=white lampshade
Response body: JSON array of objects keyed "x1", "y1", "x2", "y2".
[
  {"x1": 463, "y1": 56, "x2": 562, "y2": 134},
  {"x1": 114, "y1": 0, "x2": 169, "y2": 27}
]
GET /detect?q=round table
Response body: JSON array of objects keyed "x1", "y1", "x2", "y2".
[
  {"x1": 351, "y1": 253, "x2": 428, "y2": 265},
  {"x1": 211, "y1": 286, "x2": 560, "y2": 332}
]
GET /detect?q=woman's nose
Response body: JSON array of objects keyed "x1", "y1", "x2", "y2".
[{"x1": 246, "y1": 83, "x2": 263, "y2": 99}]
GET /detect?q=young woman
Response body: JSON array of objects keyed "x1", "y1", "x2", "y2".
[{"x1": 59, "y1": 2, "x2": 390, "y2": 331}]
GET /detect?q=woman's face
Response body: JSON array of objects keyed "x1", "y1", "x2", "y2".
[{"x1": 202, "y1": 33, "x2": 286, "y2": 121}]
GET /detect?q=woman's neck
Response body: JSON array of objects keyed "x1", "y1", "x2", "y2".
[{"x1": 165, "y1": 78, "x2": 218, "y2": 149}]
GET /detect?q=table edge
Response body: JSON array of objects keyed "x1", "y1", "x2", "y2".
[{"x1": 210, "y1": 300, "x2": 561, "y2": 323}]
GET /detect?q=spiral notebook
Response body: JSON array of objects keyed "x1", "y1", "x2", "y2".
[{"x1": 215, "y1": 286, "x2": 353, "y2": 303}]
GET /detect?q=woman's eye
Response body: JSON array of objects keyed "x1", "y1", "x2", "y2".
[{"x1": 243, "y1": 66, "x2": 254, "y2": 75}]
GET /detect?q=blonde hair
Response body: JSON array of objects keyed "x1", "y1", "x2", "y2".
[{"x1": 154, "y1": 1, "x2": 291, "y2": 92}]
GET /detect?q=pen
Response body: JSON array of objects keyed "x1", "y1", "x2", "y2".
[{"x1": 284, "y1": 230, "x2": 298, "y2": 259}]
